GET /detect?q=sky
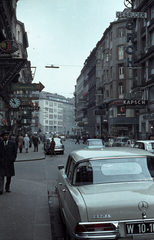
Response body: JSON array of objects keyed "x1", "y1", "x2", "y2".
[{"x1": 17, "y1": 0, "x2": 125, "y2": 98}]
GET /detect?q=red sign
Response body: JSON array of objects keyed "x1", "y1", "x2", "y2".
[{"x1": 0, "y1": 40, "x2": 19, "y2": 53}]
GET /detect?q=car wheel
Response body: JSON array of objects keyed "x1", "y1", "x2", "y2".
[{"x1": 62, "y1": 151, "x2": 64, "y2": 154}]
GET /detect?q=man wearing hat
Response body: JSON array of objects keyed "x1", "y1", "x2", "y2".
[{"x1": 0, "y1": 130, "x2": 17, "y2": 194}]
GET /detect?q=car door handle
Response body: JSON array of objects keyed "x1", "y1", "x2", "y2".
[{"x1": 62, "y1": 189, "x2": 67, "y2": 192}]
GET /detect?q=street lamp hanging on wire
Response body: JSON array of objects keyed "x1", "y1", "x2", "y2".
[{"x1": 45, "y1": 64, "x2": 59, "y2": 68}]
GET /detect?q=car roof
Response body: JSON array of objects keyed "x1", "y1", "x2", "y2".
[{"x1": 70, "y1": 147, "x2": 154, "y2": 162}]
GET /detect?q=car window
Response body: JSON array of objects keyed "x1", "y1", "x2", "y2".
[
  {"x1": 67, "y1": 159, "x2": 75, "y2": 182},
  {"x1": 134, "y1": 142, "x2": 145, "y2": 149},
  {"x1": 89, "y1": 140, "x2": 102, "y2": 146},
  {"x1": 122, "y1": 138, "x2": 129, "y2": 142},
  {"x1": 74, "y1": 161, "x2": 93, "y2": 185},
  {"x1": 89, "y1": 158, "x2": 153, "y2": 184}
]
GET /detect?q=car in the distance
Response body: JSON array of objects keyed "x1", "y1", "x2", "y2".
[
  {"x1": 112, "y1": 136, "x2": 130, "y2": 147},
  {"x1": 57, "y1": 147, "x2": 154, "y2": 240},
  {"x1": 125, "y1": 139, "x2": 136, "y2": 147},
  {"x1": 44, "y1": 137, "x2": 64, "y2": 154},
  {"x1": 133, "y1": 140, "x2": 154, "y2": 154},
  {"x1": 85, "y1": 138, "x2": 105, "y2": 149}
]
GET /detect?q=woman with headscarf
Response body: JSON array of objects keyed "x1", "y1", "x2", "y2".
[{"x1": 24, "y1": 134, "x2": 30, "y2": 153}]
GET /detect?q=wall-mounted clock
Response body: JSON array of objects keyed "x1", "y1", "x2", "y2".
[{"x1": 9, "y1": 98, "x2": 20, "y2": 108}]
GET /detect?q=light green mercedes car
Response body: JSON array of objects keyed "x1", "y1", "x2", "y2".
[{"x1": 57, "y1": 147, "x2": 154, "y2": 240}]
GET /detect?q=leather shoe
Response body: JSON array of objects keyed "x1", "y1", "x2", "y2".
[
  {"x1": 0, "y1": 191, "x2": 3, "y2": 195},
  {"x1": 5, "y1": 189, "x2": 11, "y2": 193}
]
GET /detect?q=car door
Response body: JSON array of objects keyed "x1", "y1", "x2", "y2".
[{"x1": 58, "y1": 156, "x2": 77, "y2": 232}]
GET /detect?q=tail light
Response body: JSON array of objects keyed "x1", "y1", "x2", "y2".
[{"x1": 75, "y1": 223, "x2": 115, "y2": 233}]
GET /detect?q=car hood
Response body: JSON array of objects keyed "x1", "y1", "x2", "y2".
[{"x1": 77, "y1": 181, "x2": 154, "y2": 221}]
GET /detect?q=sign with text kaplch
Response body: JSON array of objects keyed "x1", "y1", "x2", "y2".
[
  {"x1": 0, "y1": 58, "x2": 27, "y2": 90},
  {"x1": 11, "y1": 82, "x2": 44, "y2": 92}
]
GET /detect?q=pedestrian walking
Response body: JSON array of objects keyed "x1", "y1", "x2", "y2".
[
  {"x1": 75, "y1": 135, "x2": 80, "y2": 144},
  {"x1": 50, "y1": 138, "x2": 56, "y2": 157},
  {"x1": 24, "y1": 134, "x2": 30, "y2": 153},
  {"x1": 33, "y1": 134, "x2": 40, "y2": 152},
  {"x1": 0, "y1": 130, "x2": 17, "y2": 194},
  {"x1": 18, "y1": 134, "x2": 24, "y2": 153}
]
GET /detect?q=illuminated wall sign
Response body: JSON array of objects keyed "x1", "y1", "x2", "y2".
[
  {"x1": 116, "y1": 10, "x2": 147, "y2": 68},
  {"x1": 0, "y1": 40, "x2": 19, "y2": 53},
  {"x1": 124, "y1": 100, "x2": 148, "y2": 105},
  {"x1": 116, "y1": 12, "x2": 147, "y2": 19},
  {"x1": 126, "y1": 19, "x2": 135, "y2": 67}
]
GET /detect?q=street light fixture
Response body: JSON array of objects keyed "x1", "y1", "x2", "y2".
[{"x1": 45, "y1": 64, "x2": 59, "y2": 68}]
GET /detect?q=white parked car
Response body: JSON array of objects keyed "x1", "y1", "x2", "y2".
[
  {"x1": 57, "y1": 147, "x2": 154, "y2": 240},
  {"x1": 134, "y1": 140, "x2": 154, "y2": 154}
]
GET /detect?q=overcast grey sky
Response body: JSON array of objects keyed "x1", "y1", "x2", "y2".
[{"x1": 17, "y1": 0, "x2": 125, "y2": 98}]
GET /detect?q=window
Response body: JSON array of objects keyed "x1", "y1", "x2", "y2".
[
  {"x1": 106, "y1": 53, "x2": 109, "y2": 62},
  {"x1": 110, "y1": 67, "x2": 112, "y2": 78},
  {"x1": 67, "y1": 160, "x2": 75, "y2": 182},
  {"x1": 49, "y1": 108, "x2": 53, "y2": 113},
  {"x1": 118, "y1": 82, "x2": 124, "y2": 95},
  {"x1": 49, "y1": 120, "x2": 53, "y2": 125},
  {"x1": 119, "y1": 66, "x2": 124, "y2": 79},
  {"x1": 49, "y1": 114, "x2": 53, "y2": 119},
  {"x1": 54, "y1": 103, "x2": 57, "y2": 106},
  {"x1": 151, "y1": 5, "x2": 154, "y2": 19},
  {"x1": 106, "y1": 90, "x2": 109, "y2": 98},
  {"x1": 151, "y1": 58, "x2": 154, "y2": 75},
  {"x1": 45, "y1": 120, "x2": 48, "y2": 124},
  {"x1": 150, "y1": 87, "x2": 154, "y2": 102},
  {"x1": 45, "y1": 101, "x2": 48, "y2": 105},
  {"x1": 118, "y1": 46, "x2": 124, "y2": 60},
  {"x1": 49, "y1": 102, "x2": 53, "y2": 107},
  {"x1": 152, "y1": 31, "x2": 154, "y2": 46},
  {"x1": 119, "y1": 27, "x2": 124, "y2": 37}
]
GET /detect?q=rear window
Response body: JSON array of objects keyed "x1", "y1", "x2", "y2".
[{"x1": 74, "y1": 157, "x2": 154, "y2": 185}]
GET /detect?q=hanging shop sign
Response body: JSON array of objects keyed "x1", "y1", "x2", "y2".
[
  {"x1": 116, "y1": 11, "x2": 147, "y2": 19},
  {"x1": 18, "y1": 106, "x2": 40, "y2": 111},
  {"x1": 11, "y1": 82, "x2": 44, "y2": 92},
  {"x1": 116, "y1": 11, "x2": 147, "y2": 68},
  {"x1": 0, "y1": 58, "x2": 27, "y2": 90},
  {"x1": 0, "y1": 40, "x2": 19, "y2": 53}
]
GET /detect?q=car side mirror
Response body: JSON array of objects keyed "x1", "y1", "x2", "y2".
[{"x1": 58, "y1": 165, "x2": 64, "y2": 170}]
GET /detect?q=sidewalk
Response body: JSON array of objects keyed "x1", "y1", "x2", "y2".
[
  {"x1": 16, "y1": 143, "x2": 46, "y2": 162},
  {"x1": 0, "y1": 143, "x2": 52, "y2": 240}
]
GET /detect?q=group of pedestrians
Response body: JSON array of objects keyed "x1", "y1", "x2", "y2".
[{"x1": 15, "y1": 133, "x2": 40, "y2": 153}]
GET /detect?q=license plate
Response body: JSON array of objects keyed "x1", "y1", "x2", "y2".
[{"x1": 126, "y1": 222, "x2": 154, "y2": 235}]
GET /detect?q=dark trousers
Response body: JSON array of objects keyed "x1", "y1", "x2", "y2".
[
  {"x1": 0, "y1": 176, "x2": 11, "y2": 192},
  {"x1": 34, "y1": 144, "x2": 38, "y2": 152}
]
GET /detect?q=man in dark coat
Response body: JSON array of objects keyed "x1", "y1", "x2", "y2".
[
  {"x1": 32, "y1": 134, "x2": 40, "y2": 152},
  {"x1": 0, "y1": 130, "x2": 17, "y2": 194}
]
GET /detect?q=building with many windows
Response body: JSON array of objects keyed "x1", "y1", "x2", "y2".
[{"x1": 31, "y1": 91, "x2": 75, "y2": 135}]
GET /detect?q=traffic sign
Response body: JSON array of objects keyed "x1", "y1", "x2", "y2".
[{"x1": 11, "y1": 82, "x2": 45, "y2": 92}]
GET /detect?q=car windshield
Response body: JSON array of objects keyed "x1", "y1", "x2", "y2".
[{"x1": 75, "y1": 157, "x2": 154, "y2": 185}]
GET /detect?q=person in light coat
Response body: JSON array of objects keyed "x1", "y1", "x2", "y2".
[{"x1": 24, "y1": 134, "x2": 30, "y2": 153}]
